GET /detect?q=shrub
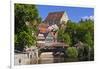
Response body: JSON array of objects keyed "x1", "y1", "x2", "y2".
[{"x1": 66, "y1": 47, "x2": 78, "y2": 58}]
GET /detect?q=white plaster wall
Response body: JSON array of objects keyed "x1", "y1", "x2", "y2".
[{"x1": 60, "y1": 12, "x2": 69, "y2": 24}]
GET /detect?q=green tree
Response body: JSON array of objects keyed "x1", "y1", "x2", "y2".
[
  {"x1": 83, "y1": 32, "x2": 93, "y2": 60},
  {"x1": 65, "y1": 19, "x2": 94, "y2": 46},
  {"x1": 14, "y1": 4, "x2": 41, "y2": 51},
  {"x1": 58, "y1": 29, "x2": 71, "y2": 45},
  {"x1": 84, "y1": 32, "x2": 93, "y2": 47},
  {"x1": 63, "y1": 33, "x2": 71, "y2": 45},
  {"x1": 62, "y1": 19, "x2": 94, "y2": 60},
  {"x1": 57, "y1": 29, "x2": 64, "y2": 42},
  {"x1": 15, "y1": 4, "x2": 40, "y2": 33}
]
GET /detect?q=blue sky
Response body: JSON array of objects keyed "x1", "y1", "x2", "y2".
[{"x1": 36, "y1": 5, "x2": 94, "y2": 22}]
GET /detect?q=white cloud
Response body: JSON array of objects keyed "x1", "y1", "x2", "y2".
[{"x1": 82, "y1": 15, "x2": 94, "y2": 21}]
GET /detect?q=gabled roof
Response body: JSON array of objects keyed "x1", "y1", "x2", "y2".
[{"x1": 44, "y1": 11, "x2": 65, "y2": 21}]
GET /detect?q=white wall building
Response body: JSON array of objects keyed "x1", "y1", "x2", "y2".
[{"x1": 43, "y1": 11, "x2": 69, "y2": 27}]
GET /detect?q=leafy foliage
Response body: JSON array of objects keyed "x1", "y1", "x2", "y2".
[
  {"x1": 84, "y1": 32, "x2": 93, "y2": 47},
  {"x1": 66, "y1": 47, "x2": 78, "y2": 58},
  {"x1": 58, "y1": 25, "x2": 71, "y2": 45},
  {"x1": 65, "y1": 20, "x2": 94, "y2": 46},
  {"x1": 14, "y1": 4, "x2": 41, "y2": 51},
  {"x1": 58, "y1": 19, "x2": 94, "y2": 60}
]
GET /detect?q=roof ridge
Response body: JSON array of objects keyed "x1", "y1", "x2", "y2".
[{"x1": 48, "y1": 11, "x2": 65, "y2": 14}]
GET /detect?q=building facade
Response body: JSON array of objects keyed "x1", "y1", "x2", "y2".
[
  {"x1": 43, "y1": 11, "x2": 69, "y2": 27},
  {"x1": 37, "y1": 11, "x2": 69, "y2": 46}
]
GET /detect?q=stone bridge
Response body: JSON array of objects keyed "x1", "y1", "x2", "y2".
[{"x1": 37, "y1": 42, "x2": 68, "y2": 56}]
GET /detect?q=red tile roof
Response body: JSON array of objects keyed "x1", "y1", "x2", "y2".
[
  {"x1": 38, "y1": 23, "x2": 49, "y2": 33},
  {"x1": 44, "y1": 11, "x2": 65, "y2": 21}
]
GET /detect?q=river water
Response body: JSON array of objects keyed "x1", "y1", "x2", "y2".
[
  {"x1": 15, "y1": 52, "x2": 79, "y2": 65},
  {"x1": 38, "y1": 52, "x2": 64, "y2": 64},
  {"x1": 38, "y1": 52, "x2": 78, "y2": 64}
]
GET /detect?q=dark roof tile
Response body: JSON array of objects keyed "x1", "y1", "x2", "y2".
[{"x1": 44, "y1": 11, "x2": 65, "y2": 21}]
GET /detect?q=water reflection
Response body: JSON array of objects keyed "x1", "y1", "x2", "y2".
[
  {"x1": 15, "y1": 52, "x2": 93, "y2": 65},
  {"x1": 38, "y1": 52, "x2": 65, "y2": 64}
]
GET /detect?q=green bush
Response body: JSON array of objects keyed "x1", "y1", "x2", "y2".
[
  {"x1": 77, "y1": 46, "x2": 84, "y2": 58},
  {"x1": 66, "y1": 47, "x2": 78, "y2": 58}
]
